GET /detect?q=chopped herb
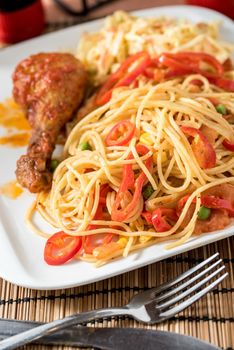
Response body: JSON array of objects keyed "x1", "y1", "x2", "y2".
[{"x1": 142, "y1": 183, "x2": 154, "y2": 200}]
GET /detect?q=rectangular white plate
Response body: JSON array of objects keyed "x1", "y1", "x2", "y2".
[{"x1": 0, "y1": 5, "x2": 233, "y2": 290}]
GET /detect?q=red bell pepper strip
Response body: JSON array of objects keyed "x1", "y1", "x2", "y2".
[
  {"x1": 165, "y1": 68, "x2": 193, "y2": 79},
  {"x1": 201, "y1": 195, "x2": 234, "y2": 217},
  {"x1": 177, "y1": 193, "x2": 234, "y2": 217},
  {"x1": 208, "y1": 77, "x2": 234, "y2": 92},
  {"x1": 151, "y1": 208, "x2": 178, "y2": 232},
  {"x1": 222, "y1": 139, "x2": 234, "y2": 152},
  {"x1": 158, "y1": 52, "x2": 234, "y2": 91},
  {"x1": 181, "y1": 126, "x2": 216, "y2": 169},
  {"x1": 143, "y1": 208, "x2": 177, "y2": 232},
  {"x1": 105, "y1": 120, "x2": 136, "y2": 147},
  {"x1": 111, "y1": 144, "x2": 152, "y2": 222},
  {"x1": 159, "y1": 52, "x2": 224, "y2": 78},
  {"x1": 44, "y1": 231, "x2": 82, "y2": 265},
  {"x1": 142, "y1": 211, "x2": 153, "y2": 224},
  {"x1": 176, "y1": 194, "x2": 195, "y2": 215},
  {"x1": 159, "y1": 54, "x2": 194, "y2": 75},
  {"x1": 95, "y1": 52, "x2": 152, "y2": 106},
  {"x1": 208, "y1": 97, "x2": 220, "y2": 106},
  {"x1": 99, "y1": 184, "x2": 111, "y2": 205}
]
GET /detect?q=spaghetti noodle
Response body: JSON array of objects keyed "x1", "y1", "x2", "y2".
[
  {"x1": 26, "y1": 12, "x2": 234, "y2": 266},
  {"x1": 33, "y1": 74, "x2": 234, "y2": 265}
]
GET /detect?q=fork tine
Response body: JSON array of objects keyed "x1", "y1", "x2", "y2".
[
  {"x1": 157, "y1": 265, "x2": 225, "y2": 310},
  {"x1": 143, "y1": 253, "x2": 219, "y2": 298},
  {"x1": 159, "y1": 272, "x2": 228, "y2": 320},
  {"x1": 155, "y1": 259, "x2": 222, "y2": 304}
]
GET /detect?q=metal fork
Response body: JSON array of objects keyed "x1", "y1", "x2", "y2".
[{"x1": 0, "y1": 253, "x2": 227, "y2": 350}]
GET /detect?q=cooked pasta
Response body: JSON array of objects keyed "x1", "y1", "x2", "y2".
[
  {"x1": 77, "y1": 11, "x2": 233, "y2": 85},
  {"x1": 31, "y1": 74, "x2": 234, "y2": 265},
  {"x1": 26, "y1": 12, "x2": 234, "y2": 266}
]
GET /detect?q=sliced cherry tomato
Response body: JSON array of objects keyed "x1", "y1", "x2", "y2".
[
  {"x1": 222, "y1": 139, "x2": 234, "y2": 152},
  {"x1": 44, "y1": 231, "x2": 82, "y2": 265},
  {"x1": 95, "y1": 52, "x2": 152, "y2": 106},
  {"x1": 111, "y1": 144, "x2": 152, "y2": 222},
  {"x1": 105, "y1": 120, "x2": 136, "y2": 146},
  {"x1": 181, "y1": 126, "x2": 216, "y2": 169},
  {"x1": 143, "y1": 208, "x2": 177, "y2": 232},
  {"x1": 201, "y1": 195, "x2": 234, "y2": 217},
  {"x1": 84, "y1": 200, "x2": 113, "y2": 254},
  {"x1": 84, "y1": 189, "x2": 114, "y2": 255}
]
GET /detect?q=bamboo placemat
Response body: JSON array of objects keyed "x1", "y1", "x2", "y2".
[{"x1": 0, "y1": 236, "x2": 233, "y2": 350}]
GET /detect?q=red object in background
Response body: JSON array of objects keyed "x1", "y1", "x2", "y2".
[
  {"x1": 0, "y1": 0, "x2": 45, "y2": 44},
  {"x1": 186, "y1": 0, "x2": 234, "y2": 19}
]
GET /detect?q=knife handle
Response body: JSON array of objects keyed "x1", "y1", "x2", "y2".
[
  {"x1": 0, "y1": 306, "x2": 131, "y2": 350},
  {"x1": 0, "y1": 319, "x2": 96, "y2": 347}
]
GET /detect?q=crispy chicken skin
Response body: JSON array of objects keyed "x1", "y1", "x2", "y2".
[{"x1": 13, "y1": 52, "x2": 87, "y2": 193}]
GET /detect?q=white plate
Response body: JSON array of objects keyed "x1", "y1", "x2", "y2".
[{"x1": 0, "y1": 5, "x2": 233, "y2": 290}]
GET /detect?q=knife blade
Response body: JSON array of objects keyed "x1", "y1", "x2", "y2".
[{"x1": 0, "y1": 318, "x2": 220, "y2": 350}]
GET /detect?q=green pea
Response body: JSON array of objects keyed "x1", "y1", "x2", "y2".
[
  {"x1": 216, "y1": 104, "x2": 227, "y2": 115},
  {"x1": 142, "y1": 183, "x2": 154, "y2": 200},
  {"x1": 50, "y1": 159, "x2": 60, "y2": 172},
  {"x1": 79, "y1": 141, "x2": 92, "y2": 151},
  {"x1": 197, "y1": 206, "x2": 211, "y2": 220}
]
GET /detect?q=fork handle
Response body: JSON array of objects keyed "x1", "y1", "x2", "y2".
[{"x1": 0, "y1": 306, "x2": 131, "y2": 350}]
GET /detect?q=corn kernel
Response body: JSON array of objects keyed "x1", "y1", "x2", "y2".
[
  {"x1": 139, "y1": 233, "x2": 153, "y2": 244},
  {"x1": 139, "y1": 132, "x2": 154, "y2": 146},
  {"x1": 153, "y1": 151, "x2": 167, "y2": 164},
  {"x1": 117, "y1": 237, "x2": 128, "y2": 248}
]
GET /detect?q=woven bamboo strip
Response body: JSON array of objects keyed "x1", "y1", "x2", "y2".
[{"x1": 0, "y1": 237, "x2": 233, "y2": 350}]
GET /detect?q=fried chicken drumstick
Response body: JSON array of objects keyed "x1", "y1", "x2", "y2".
[{"x1": 13, "y1": 52, "x2": 87, "y2": 193}]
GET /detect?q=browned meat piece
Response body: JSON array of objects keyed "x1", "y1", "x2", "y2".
[{"x1": 13, "y1": 52, "x2": 87, "y2": 192}]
